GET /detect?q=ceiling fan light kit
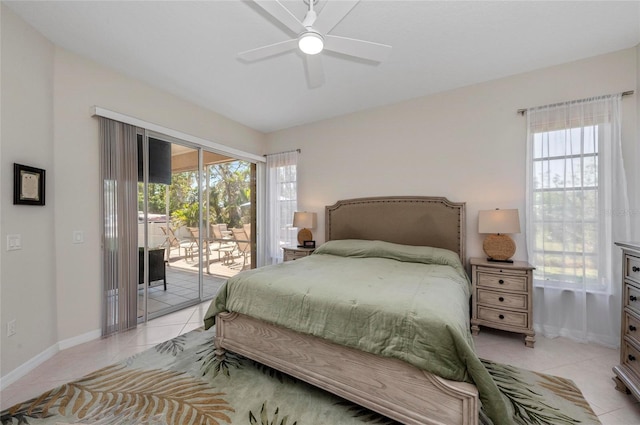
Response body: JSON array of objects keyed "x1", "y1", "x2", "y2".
[
  {"x1": 240, "y1": 0, "x2": 392, "y2": 88},
  {"x1": 298, "y1": 31, "x2": 324, "y2": 55}
]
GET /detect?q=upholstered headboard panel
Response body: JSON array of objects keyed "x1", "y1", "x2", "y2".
[{"x1": 325, "y1": 196, "x2": 466, "y2": 260}]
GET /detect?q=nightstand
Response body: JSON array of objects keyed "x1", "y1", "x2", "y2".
[
  {"x1": 282, "y1": 246, "x2": 315, "y2": 262},
  {"x1": 470, "y1": 257, "x2": 536, "y2": 348}
]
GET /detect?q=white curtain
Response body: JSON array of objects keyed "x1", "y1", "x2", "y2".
[
  {"x1": 265, "y1": 150, "x2": 298, "y2": 264},
  {"x1": 526, "y1": 94, "x2": 630, "y2": 347}
]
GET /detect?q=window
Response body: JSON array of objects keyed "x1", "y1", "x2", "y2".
[
  {"x1": 526, "y1": 95, "x2": 629, "y2": 295},
  {"x1": 529, "y1": 124, "x2": 602, "y2": 290},
  {"x1": 265, "y1": 150, "x2": 298, "y2": 263}
]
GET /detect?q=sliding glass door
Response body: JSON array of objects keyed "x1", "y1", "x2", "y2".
[{"x1": 137, "y1": 133, "x2": 256, "y2": 322}]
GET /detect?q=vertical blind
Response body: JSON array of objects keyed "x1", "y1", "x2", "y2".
[{"x1": 100, "y1": 117, "x2": 139, "y2": 336}]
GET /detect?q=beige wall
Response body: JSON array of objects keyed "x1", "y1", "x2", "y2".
[
  {"x1": 1, "y1": 5, "x2": 57, "y2": 380},
  {"x1": 1, "y1": 5, "x2": 266, "y2": 383},
  {"x1": 267, "y1": 47, "x2": 639, "y2": 260}
]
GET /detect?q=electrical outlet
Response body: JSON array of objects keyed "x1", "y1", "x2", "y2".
[
  {"x1": 72, "y1": 230, "x2": 84, "y2": 244},
  {"x1": 7, "y1": 319, "x2": 16, "y2": 337}
]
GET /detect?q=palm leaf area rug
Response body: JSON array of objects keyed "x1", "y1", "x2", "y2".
[{"x1": 1, "y1": 327, "x2": 600, "y2": 425}]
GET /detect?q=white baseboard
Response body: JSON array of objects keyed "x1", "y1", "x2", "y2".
[
  {"x1": 0, "y1": 343, "x2": 58, "y2": 390},
  {"x1": 58, "y1": 328, "x2": 101, "y2": 351},
  {"x1": 0, "y1": 328, "x2": 101, "y2": 390}
]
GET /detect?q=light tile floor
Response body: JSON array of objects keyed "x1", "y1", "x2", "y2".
[
  {"x1": 1, "y1": 308, "x2": 640, "y2": 424},
  {"x1": 142, "y1": 267, "x2": 225, "y2": 317},
  {"x1": 141, "y1": 256, "x2": 236, "y2": 317},
  {"x1": 473, "y1": 328, "x2": 640, "y2": 424},
  {"x1": 0, "y1": 301, "x2": 210, "y2": 410}
]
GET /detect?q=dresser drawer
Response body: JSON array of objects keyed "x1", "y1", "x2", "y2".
[
  {"x1": 624, "y1": 311, "x2": 640, "y2": 346},
  {"x1": 625, "y1": 284, "x2": 640, "y2": 315},
  {"x1": 626, "y1": 255, "x2": 640, "y2": 284},
  {"x1": 622, "y1": 341, "x2": 640, "y2": 379},
  {"x1": 477, "y1": 305, "x2": 528, "y2": 328},
  {"x1": 477, "y1": 288, "x2": 527, "y2": 310},
  {"x1": 477, "y1": 272, "x2": 527, "y2": 292}
]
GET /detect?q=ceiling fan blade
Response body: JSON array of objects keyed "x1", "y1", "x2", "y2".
[
  {"x1": 238, "y1": 39, "x2": 298, "y2": 62},
  {"x1": 324, "y1": 35, "x2": 392, "y2": 62},
  {"x1": 253, "y1": 0, "x2": 305, "y2": 34},
  {"x1": 313, "y1": 0, "x2": 360, "y2": 34},
  {"x1": 304, "y1": 54, "x2": 325, "y2": 89}
]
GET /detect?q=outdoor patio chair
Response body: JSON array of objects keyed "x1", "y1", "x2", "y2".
[
  {"x1": 210, "y1": 224, "x2": 235, "y2": 263},
  {"x1": 231, "y1": 227, "x2": 251, "y2": 270},
  {"x1": 186, "y1": 227, "x2": 204, "y2": 260},
  {"x1": 160, "y1": 226, "x2": 196, "y2": 261}
]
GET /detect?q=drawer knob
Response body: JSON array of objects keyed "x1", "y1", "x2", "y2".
[
  {"x1": 498, "y1": 279, "x2": 505, "y2": 284},
  {"x1": 631, "y1": 295, "x2": 638, "y2": 302},
  {"x1": 630, "y1": 325, "x2": 637, "y2": 332},
  {"x1": 629, "y1": 354, "x2": 637, "y2": 362},
  {"x1": 498, "y1": 314, "x2": 505, "y2": 320},
  {"x1": 633, "y1": 266, "x2": 640, "y2": 273},
  {"x1": 498, "y1": 297, "x2": 505, "y2": 302}
]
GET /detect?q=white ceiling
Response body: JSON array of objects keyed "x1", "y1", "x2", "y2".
[{"x1": 5, "y1": 0, "x2": 640, "y2": 133}]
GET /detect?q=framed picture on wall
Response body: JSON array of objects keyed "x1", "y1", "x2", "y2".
[{"x1": 13, "y1": 163, "x2": 45, "y2": 206}]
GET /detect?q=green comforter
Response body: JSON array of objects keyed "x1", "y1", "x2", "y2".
[{"x1": 204, "y1": 239, "x2": 511, "y2": 424}]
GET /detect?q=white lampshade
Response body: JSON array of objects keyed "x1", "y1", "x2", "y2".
[
  {"x1": 478, "y1": 209, "x2": 521, "y2": 234},
  {"x1": 293, "y1": 211, "x2": 317, "y2": 229},
  {"x1": 298, "y1": 32, "x2": 324, "y2": 55},
  {"x1": 293, "y1": 211, "x2": 316, "y2": 246}
]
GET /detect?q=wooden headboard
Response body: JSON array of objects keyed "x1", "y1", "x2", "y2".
[{"x1": 325, "y1": 196, "x2": 466, "y2": 261}]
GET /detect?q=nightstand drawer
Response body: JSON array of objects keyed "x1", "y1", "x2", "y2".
[
  {"x1": 477, "y1": 273, "x2": 527, "y2": 292},
  {"x1": 284, "y1": 251, "x2": 307, "y2": 261},
  {"x1": 282, "y1": 247, "x2": 315, "y2": 262},
  {"x1": 477, "y1": 306, "x2": 528, "y2": 328},
  {"x1": 622, "y1": 341, "x2": 640, "y2": 379},
  {"x1": 625, "y1": 284, "x2": 640, "y2": 315},
  {"x1": 626, "y1": 255, "x2": 640, "y2": 284},
  {"x1": 625, "y1": 311, "x2": 640, "y2": 346},
  {"x1": 477, "y1": 289, "x2": 527, "y2": 310}
]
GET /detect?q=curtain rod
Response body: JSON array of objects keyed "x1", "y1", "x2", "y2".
[
  {"x1": 517, "y1": 90, "x2": 634, "y2": 115},
  {"x1": 264, "y1": 148, "x2": 301, "y2": 157}
]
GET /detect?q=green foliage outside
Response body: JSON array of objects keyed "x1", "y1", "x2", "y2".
[{"x1": 138, "y1": 161, "x2": 251, "y2": 230}]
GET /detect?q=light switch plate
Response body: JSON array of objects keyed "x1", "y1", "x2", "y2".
[{"x1": 7, "y1": 234, "x2": 21, "y2": 251}]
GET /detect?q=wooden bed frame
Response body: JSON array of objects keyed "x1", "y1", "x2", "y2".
[{"x1": 215, "y1": 196, "x2": 479, "y2": 425}]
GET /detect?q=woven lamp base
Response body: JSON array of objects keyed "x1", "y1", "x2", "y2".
[
  {"x1": 297, "y1": 228, "x2": 312, "y2": 246},
  {"x1": 483, "y1": 234, "x2": 516, "y2": 262}
]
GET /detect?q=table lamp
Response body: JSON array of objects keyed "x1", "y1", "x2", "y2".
[
  {"x1": 478, "y1": 209, "x2": 521, "y2": 263},
  {"x1": 293, "y1": 211, "x2": 317, "y2": 247}
]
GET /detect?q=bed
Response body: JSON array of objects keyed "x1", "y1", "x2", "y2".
[{"x1": 204, "y1": 196, "x2": 510, "y2": 425}]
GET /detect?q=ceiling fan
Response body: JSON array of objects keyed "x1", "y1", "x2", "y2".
[{"x1": 238, "y1": 0, "x2": 392, "y2": 88}]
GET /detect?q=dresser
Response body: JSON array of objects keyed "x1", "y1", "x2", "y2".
[
  {"x1": 613, "y1": 242, "x2": 640, "y2": 400},
  {"x1": 470, "y1": 257, "x2": 535, "y2": 347},
  {"x1": 282, "y1": 246, "x2": 315, "y2": 262}
]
